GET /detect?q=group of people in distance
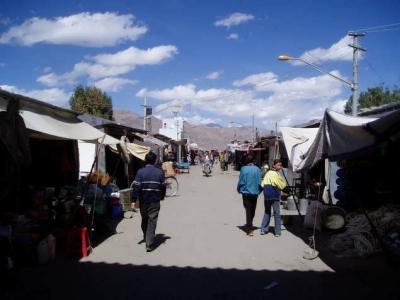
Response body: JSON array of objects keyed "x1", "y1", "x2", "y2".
[{"x1": 237, "y1": 155, "x2": 287, "y2": 237}]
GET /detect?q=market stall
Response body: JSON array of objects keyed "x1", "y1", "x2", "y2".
[
  {"x1": 281, "y1": 108, "x2": 400, "y2": 257},
  {"x1": 0, "y1": 90, "x2": 123, "y2": 269}
]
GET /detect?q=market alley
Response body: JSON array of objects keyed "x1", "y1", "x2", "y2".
[{"x1": 12, "y1": 165, "x2": 400, "y2": 300}]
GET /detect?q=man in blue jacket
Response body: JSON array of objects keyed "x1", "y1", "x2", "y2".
[
  {"x1": 237, "y1": 155, "x2": 261, "y2": 236},
  {"x1": 131, "y1": 151, "x2": 166, "y2": 252}
]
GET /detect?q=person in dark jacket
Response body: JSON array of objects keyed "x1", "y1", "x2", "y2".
[
  {"x1": 131, "y1": 151, "x2": 166, "y2": 252},
  {"x1": 237, "y1": 155, "x2": 261, "y2": 236}
]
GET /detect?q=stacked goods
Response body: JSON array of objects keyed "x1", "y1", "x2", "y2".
[{"x1": 329, "y1": 204, "x2": 400, "y2": 257}]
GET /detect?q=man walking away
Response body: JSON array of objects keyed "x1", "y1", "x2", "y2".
[
  {"x1": 237, "y1": 155, "x2": 261, "y2": 236},
  {"x1": 131, "y1": 152, "x2": 166, "y2": 252},
  {"x1": 224, "y1": 151, "x2": 230, "y2": 171},
  {"x1": 220, "y1": 151, "x2": 225, "y2": 172},
  {"x1": 260, "y1": 159, "x2": 286, "y2": 237}
]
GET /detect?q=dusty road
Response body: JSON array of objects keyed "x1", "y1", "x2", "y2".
[
  {"x1": 84, "y1": 165, "x2": 330, "y2": 271},
  {"x1": 11, "y1": 165, "x2": 400, "y2": 299}
]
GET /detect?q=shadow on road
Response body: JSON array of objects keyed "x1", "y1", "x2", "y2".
[
  {"x1": 152, "y1": 233, "x2": 172, "y2": 250},
  {"x1": 6, "y1": 260, "x2": 400, "y2": 300},
  {"x1": 137, "y1": 233, "x2": 171, "y2": 249},
  {"x1": 236, "y1": 225, "x2": 260, "y2": 235}
]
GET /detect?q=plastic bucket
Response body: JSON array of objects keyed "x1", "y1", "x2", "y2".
[
  {"x1": 323, "y1": 206, "x2": 346, "y2": 230},
  {"x1": 299, "y1": 198, "x2": 309, "y2": 214},
  {"x1": 286, "y1": 196, "x2": 296, "y2": 211}
]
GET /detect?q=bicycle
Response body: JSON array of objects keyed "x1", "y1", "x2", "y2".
[{"x1": 165, "y1": 175, "x2": 179, "y2": 197}]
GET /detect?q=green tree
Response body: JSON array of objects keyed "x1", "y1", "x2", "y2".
[
  {"x1": 344, "y1": 86, "x2": 400, "y2": 114},
  {"x1": 69, "y1": 85, "x2": 114, "y2": 120}
]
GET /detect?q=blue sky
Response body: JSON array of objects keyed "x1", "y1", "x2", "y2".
[{"x1": 1, "y1": 0, "x2": 399, "y2": 129}]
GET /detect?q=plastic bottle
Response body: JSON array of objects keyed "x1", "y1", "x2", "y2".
[{"x1": 48, "y1": 234, "x2": 56, "y2": 261}]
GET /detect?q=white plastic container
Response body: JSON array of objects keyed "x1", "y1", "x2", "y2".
[{"x1": 37, "y1": 234, "x2": 56, "y2": 264}]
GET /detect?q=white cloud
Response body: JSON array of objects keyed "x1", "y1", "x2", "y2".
[
  {"x1": 183, "y1": 114, "x2": 222, "y2": 126},
  {"x1": 0, "y1": 12, "x2": 148, "y2": 47},
  {"x1": 206, "y1": 71, "x2": 223, "y2": 80},
  {"x1": 37, "y1": 45, "x2": 178, "y2": 86},
  {"x1": 292, "y1": 36, "x2": 356, "y2": 65},
  {"x1": 42, "y1": 66, "x2": 52, "y2": 73},
  {"x1": 137, "y1": 84, "x2": 197, "y2": 101},
  {"x1": 329, "y1": 98, "x2": 347, "y2": 113},
  {"x1": 233, "y1": 72, "x2": 278, "y2": 88},
  {"x1": 93, "y1": 45, "x2": 178, "y2": 67},
  {"x1": 37, "y1": 72, "x2": 63, "y2": 86},
  {"x1": 214, "y1": 12, "x2": 255, "y2": 28},
  {"x1": 139, "y1": 70, "x2": 349, "y2": 128},
  {"x1": 0, "y1": 84, "x2": 70, "y2": 106},
  {"x1": 93, "y1": 77, "x2": 137, "y2": 92},
  {"x1": 227, "y1": 33, "x2": 239, "y2": 40},
  {"x1": 235, "y1": 70, "x2": 346, "y2": 101}
]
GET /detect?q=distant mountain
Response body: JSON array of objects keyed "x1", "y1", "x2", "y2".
[
  {"x1": 113, "y1": 109, "x2": 162, "y2": 133},
  {"x1": 204, "y1": 123, "x2": 223, "y2": 128},
  {"x1": 113, "y1": 109, "x2": 254, "y2": 150}
]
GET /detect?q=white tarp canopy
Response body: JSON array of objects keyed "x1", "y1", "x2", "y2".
[
  {"x1": 281, "y1": 127, "x2": 319, "y2": 172},
  {"x1": 135, "y1": 133, "x2": 168, "y2": 147},
  {"x1": 281, "y1": 109, "x2": 400, "y2": 172},
  {"x1": 22, "y1": 110, "x2": 119, "y2": 144},
  {"x1": 0, "y1": 89, "x2": 119, "y2": 144},
  {"x1": 109, "y1": 142, "x2": 150, "y2": 161}
]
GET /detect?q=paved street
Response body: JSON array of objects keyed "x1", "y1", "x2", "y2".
[
  {"x1": 84, "y1": 165, "x2": 330, "y2": 271},
  {"x1": 12, "y1": 165, "x2": 400, "y2": 299}
]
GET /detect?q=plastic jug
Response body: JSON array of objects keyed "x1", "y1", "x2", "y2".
[
  {"x1": 48, "y1": 234, "x2": 56, "y2": 261},
  {"x1": 286, "y1": 196, "x2": 296, "y2": 211}
]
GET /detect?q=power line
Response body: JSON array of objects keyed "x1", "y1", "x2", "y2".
[
  {"x1": 364, "y1": 58, "x2": 385, "y2": 84},
  {"x1": 355, "y1": 21, "x2": 400, "y2": 32},
  {"x1": 365, "y1": 27, "x2": 400, "y2": 34}
]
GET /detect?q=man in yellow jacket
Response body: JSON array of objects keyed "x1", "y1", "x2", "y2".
[{"x1": 260, "y1": 159, "x2": 286, "y2": 236}]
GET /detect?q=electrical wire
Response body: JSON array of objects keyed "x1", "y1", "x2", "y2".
[
  {"x1": 365, "y1": 27, "x2": 400, "y2": 34},
  {"x1": 364, "y1": 58, "x2": 385, "y2": 84},
  {"x1": 355, "y1": 21, "x2": 400, "y2": 32}
]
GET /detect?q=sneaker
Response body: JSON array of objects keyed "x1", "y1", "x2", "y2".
[
  {"x1": 146, "y1": 245, "x2": 155, "y2": 252},
  {"x1": 274, "y1": 234, "x2": 281, "y2": 237},
  {"x1": 260, "y1": 231, "x2": 266, "y2": 235}
]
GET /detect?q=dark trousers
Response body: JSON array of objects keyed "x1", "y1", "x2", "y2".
[
  {"x1": 139, "y1": 201, "x2": 161, "y2": 247},
  {"x1": 242, "y1": 195, "x2": 258, "y2": 229}
]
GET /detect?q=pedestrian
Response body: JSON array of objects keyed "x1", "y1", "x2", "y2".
[
  {"x1": 224, "y1": 151, "x2": 230, "y2": 171},
  {"x1": 131, "y1": 151, "x2": 166, "y2": 252},
  {"x1": 220, "y1": 151, "x2": 225, "y2": 172},
  {"x1": 237, "y1": 155, "x2": 261, "y2": 236},
  {"x1": 190, "y1": 150, "x2": 196, "y2": 165},
  {"x1": 260, "y1": 159, "x2": 286, "y2": 237},
  {"x1": 162, "y1": 157, "x2": 175, "y2": 177}
]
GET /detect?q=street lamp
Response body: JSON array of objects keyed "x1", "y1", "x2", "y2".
[{"x1": 278, "y1": 55, "x2": 357, "y2": 116}]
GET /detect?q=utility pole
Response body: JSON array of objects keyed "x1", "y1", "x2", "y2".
[
  {"x1": 173, "y1": 110, "x2": 181, "y2": 163},
  {"x1": 142, "y1": 96, "x2": 152, "y2": 132},
  {"x1": 348, "y1": 32, "x2": 366, "y2": 116},
  {"x1": 251, "y1": 114, "x2": 255, "y2": 143},
  {"x1": 143, "y1": 96, "x2": 147, "y2": 131}
]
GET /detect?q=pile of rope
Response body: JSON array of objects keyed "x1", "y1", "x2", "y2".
[{"x1": 329, "y1": 204, "x2": 400, "y2": 257}]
